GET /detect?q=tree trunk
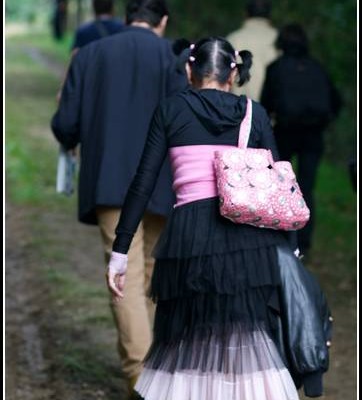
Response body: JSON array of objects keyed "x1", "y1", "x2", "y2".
[{"x1": 76, "y1": 0, "x2": 83, "y2": 27}]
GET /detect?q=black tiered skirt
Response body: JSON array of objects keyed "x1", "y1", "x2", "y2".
[{"x1": 135, "y1": 198, "x2": 299, "y2": 400}]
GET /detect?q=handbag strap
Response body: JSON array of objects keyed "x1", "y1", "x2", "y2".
[{"x1": 237, "y1": 98, "x2": 253, "y2": 149}]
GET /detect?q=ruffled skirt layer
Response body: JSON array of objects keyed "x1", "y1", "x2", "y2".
[{"x1": 136, "y1": 198, "x2": 300, "y2": 400}]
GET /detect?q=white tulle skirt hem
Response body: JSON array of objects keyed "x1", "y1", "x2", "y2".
[{"x1": 135, "y1": 367, "x2": 299, "y2": 400}]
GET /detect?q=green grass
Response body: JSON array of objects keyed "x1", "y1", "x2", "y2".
[
  {"x1": 9, "y1": 30, "x2": 73, "y2": 65},
  {"x1": 309, "y1": 161, "x2": 357, "y2": 295},
  {"x1": 5, "y1": 46, "x2": 71, "y2": 207},
  {"x1": 60, "y1": 347, "x2": 112, "y2": 383},
  {"x1": 315, "y1": 162, "x2": 356, "y2": 250},
  {"x1": 45, "y1": 267, "x2": 113, "y2": 326},
  {"x1": 56, "y1": 338, "x2": 123, "y2": 397}
]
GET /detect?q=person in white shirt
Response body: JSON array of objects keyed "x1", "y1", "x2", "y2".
[{"x1": 227, "y1": 0, "x2": 278, "y2": 101}]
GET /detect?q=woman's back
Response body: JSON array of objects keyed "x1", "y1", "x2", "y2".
[{"x1": 136, "y1": 88, "x2": 279, "y2": 207}]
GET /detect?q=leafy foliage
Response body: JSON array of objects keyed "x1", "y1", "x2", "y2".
[{"x1": 6, "y1": 0, "x2": 50, "y2": 23}]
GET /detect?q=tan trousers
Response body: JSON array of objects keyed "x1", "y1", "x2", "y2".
[{"x1": 96, "y1": 206, "x2": 165, "y2": 383}]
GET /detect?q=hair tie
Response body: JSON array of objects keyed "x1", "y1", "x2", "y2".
[
  {"x1": 189, "y1": 56, "x2": 196, "y2": 62},
  {"x1": 230, "y1": 62, "x2": 236, "y2": 69},
  {"x1": 190, "y1": 44, "x2": 195, "y2": 50}
]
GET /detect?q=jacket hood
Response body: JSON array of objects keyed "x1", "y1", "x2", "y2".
[{"x1": 179, "y1": 88, "x2": 247, "y2": 135}]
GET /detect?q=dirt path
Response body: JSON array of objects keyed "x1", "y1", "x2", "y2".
[
  {"x1": 5, "y1": 44, "x2": 129, "y2": 400},
  {"x1": 24, "y1": 47, "x2": 65, "y2": 80},
  {"x1": 6, "y1": 203, "x2": 68, "y2": 400},
  {"x1": 5, "y1": 199, "x2": 127, "y2": 400}
]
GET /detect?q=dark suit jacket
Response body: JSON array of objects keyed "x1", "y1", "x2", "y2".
[{"x1": 51, "y1": 26, "x2": 188, "y2": 224}]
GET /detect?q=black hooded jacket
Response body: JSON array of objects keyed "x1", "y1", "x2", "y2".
[{"x1": 113, "y1": 88, "x2": 281, "y2": 251}]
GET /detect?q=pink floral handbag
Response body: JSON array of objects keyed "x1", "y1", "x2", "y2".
[{"x1": 214, "y1": 99, "x2": 310, "y2": 230}]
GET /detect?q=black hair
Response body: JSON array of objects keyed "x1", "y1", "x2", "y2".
[
  {"x1": 172, "y1": 38, "x2": 191, "y2": 56},
  {"x1": 126, "y1": 0, "x2": 169, "y2": 27},
  {"x1": 275, "y1": 24, "x2": 309, "y2": 57},
  {"x1": 246, "y1": 0, "x2": 272, "y2": 18},
  {"x1": 185, "y1": 37, "x2": 252, "y2": 87},
  {"x1": 93, "y1": 0, "x2": 114, "y2": 15}
]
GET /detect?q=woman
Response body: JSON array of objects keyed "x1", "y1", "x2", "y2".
[{"x1": 107, "y1": 37, "x2": 330, "y2": 400}]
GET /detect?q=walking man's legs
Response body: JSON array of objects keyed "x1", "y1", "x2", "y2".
[{"x1": 95, "y1": 206, "x2": 164, "y2": 397}]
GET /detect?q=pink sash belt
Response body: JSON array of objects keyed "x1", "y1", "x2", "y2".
[{"x1": 169, "y1": 145, "x2": 234, "y2": 207}]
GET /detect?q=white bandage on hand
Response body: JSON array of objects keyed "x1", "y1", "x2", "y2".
[
  {"x1": 107, "y1": 252, "x2": 128, "y2": 299},
  {"x1": 108, "y1": 251, "x2": 128, "y2": 275}
]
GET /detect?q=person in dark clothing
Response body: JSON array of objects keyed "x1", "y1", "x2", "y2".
[
  {"x1": 51, "y1": 0, "x2": 187, "y2": 398},
  {"x1": 56, "y1": 0, "x2": 124, "y2": 103},
  {"x1": 52, "y1": 0, "x2": 67, "y2": 40},
  {"x1": 71, "y1": 0, "x2": 124, "y2": 52},
  {"x1": 261, "y1": 24, "x2": 342, "y2": 255},
  {"x1": 106, "y1": 37, "x2": 331, "y2": 400}
]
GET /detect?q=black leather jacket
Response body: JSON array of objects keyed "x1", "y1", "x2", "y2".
[{"x1": 272, "y1": 244, "x2": 333, "y2": 398}]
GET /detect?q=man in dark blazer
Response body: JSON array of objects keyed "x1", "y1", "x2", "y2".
[{"x1": 51, "y1": 0, "x2": 187, "y2": 398}]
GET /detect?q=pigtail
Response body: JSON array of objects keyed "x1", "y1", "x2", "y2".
[
  {"x1": 172, "y1": 38, "x2": 192, "y2": 56},
  {"x1": 236, "y1": 50, "x2": 253, "y2": 86},
  {"x1": 172, "y1": 38, "x2": 193, "y2": 74}
]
